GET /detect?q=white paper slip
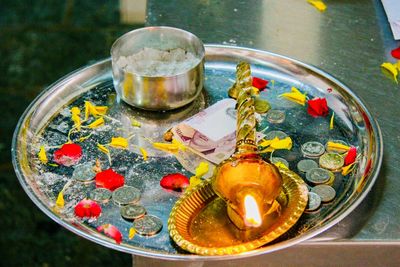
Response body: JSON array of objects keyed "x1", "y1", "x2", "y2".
[{"x1": 382, "y1": 0, "x2": 400, "y2": 40}]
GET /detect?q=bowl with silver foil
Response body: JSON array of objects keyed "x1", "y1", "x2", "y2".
[{"x1": 111, "y1": 26, "x2": 205, "y2": 110}]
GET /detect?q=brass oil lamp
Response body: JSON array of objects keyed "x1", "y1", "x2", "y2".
[{"x1": 211, "y1": 62, "x2": 282, "y2": 230}]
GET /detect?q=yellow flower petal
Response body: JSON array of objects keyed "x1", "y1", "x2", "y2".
[
  {"x1": 97, "y1": 143, "x2": 110, "y2": 154},
  {"x1": 307, "y1": 0, "x2": 327, "y2": 12},
  {"x1": 330, "y1": 112, "x2": 335, "y2": 130},
  {"x1": 84, "y1": 101, "x2": 108, "y2": 119},
  {"x1": 84, "y1": 101, "x2": 91, "y2": 120},
  {"x1": 326, "y1": 141, "x2": 350, "y2": 153},
  {"x1": 87, "y1": 117, "x2": 105, "y2": 129},
  {"x1": 274, "y1": 161, "x2": 288, "y2": 170},
  {"x1": 342, "y1": 162, "x2": 356, "y2": 176},
  {"x1": 381, "y1": 62, "x2": 398, "y2": 83},
  {"x1": 259, "y1": 137, "x2": 279, "y2": 147},
  {"x1": 195, "y1": 162, "x2": 209, "y2": 177},
  {"x1": 38, "y1": 145, "x2": 48, "y2": 164},
  {"x1": 109, "y1": 137, "x2": 129, "y2": 149},
  {"x1": 270, "y1": 137, "x2": 292, "y2": 150},
  {"x1": 188, "y1": 175, "x2": 201, "y2": 190},
  {"x1": 172, "y1": 139, "x2": 186, "y2": 151},
  {"x1": 71, "y1": 107, "x2": 81, "y2": 131},
  {"x1": 131, "y1": 118, "x2": 141, "y2": 128},
  {"x1": 396, "y1": 60, "x2": 400, "y2": 72},
  {"x1": 139, "y1": 147, "x2": 148, "y2": 161},
  {"x1": 280, "y1": 87, "x2": 306, "y2": 106},
  {"x1": 128, "y1": 227, "x2": 136, "y2": 240},
  {"x1": 55, "y1": 191, "x2": 65, "y2": 208},
  {"x1": 152, "y1": 142, "x2": 180, "y2": 153}
]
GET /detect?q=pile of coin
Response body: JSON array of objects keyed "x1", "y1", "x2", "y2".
[{"x1": 89, "y1": 185, "x2": 163, "y2": 237}]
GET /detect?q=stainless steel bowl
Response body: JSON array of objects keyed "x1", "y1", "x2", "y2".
[{"x1": 111, "y1": 26, "x2": 205, "y2": 110}]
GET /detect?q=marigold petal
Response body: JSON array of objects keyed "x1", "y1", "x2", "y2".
[
  {"x1": 188, "y1": 175, "x2": 201, "y2": 190},
  {"x1": 88, "y1": 117, "x2": 105, "y2": 129},
  {"x1": 381, "y1": 62, "x2": 398, "y2": 83},
  {"x1": 139, "y1": 147, "x2": 148, "y2": 161},
  {"x1": 280, "y1": 87, "x2": 306, "y2": 105},
  {"x1": 195, "y1": 162, "x2": 209, "y2": 177},
  {"x1": 307, "y1": 0, "x2": 327, "y2": 12},
  {"x1": 152, "y1": 142, "x2": 179, "y2": 153},
  {"x1": 38, "y1": 145, "x2": 48, "y2": 164},
  {"x1": 97, "y1": 144, "x2": 110, "y2": 154},
  {"x1": 55, "y1": 191, "x2": 65, "y2": 208},
  {"x1": 109, "y1": 137, "x2": 129, "y2": 149},
  {"x1": 270, "y1": 137, "x2": 292, "y2": 150},
  {"x1": 326, "y1": 141, "x2": 350, "y2": 153},
  {"x1": 131, "y1": 119, "x2": 141, "y2": 128},
  {"x1": 342, "y1": 162, "x2": 356, "y2": 176},
  {"x1": 71, "y1": 107, "x2": 81, "y2": 131},
  {"x1": 129, "y1": 227, "x2": 136, "y2": 240},
  {"x1": 274, "y1": 161, "x2": 288, "y2": 170}
]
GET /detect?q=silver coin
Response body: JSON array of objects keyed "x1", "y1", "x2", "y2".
[
  {"x1": 71, "y1": 162, "x2": 95, "y2": 182},
  {"x1": 90, "y1": 188, "x2": 112, "y2": 203},
  {"x1": 297, "y1": 159, "x2": 318, "y2": 173},
  {"x1": 305, "y1": 192, "x2": 322, "y2": 212},
  {"x1": 120, "y1": 204, "x2": 146, "y2": 220},
  {"x1": 325, "y1": 140, "x2": 349, "y2": 154},
  {"x1": 319, "y1": 153, "x2": 344, "y2": 172},
  {"x1": 271, "y1": 157, "x2": 289, "y2": 168},
  {"x1": 306, "y1": 168, "x2": 332, "y2": 185},
  {"x1": 301, "y1": 141, "x2": 325, "y2": 158},
  {"x1": 264, "y1": 130, "x2": 288, "y2": 140},
  {"x1": 311, "y1": 184, "x2": 336, "y2": 203},
  {"x1": 112, "y1": 186, "x2": 141, "y2": 206},
  {"x1": 266, "y1": 110, "x2": 286, "y2": 123},
  {"x1": 133, "y1": 215, "x2": 163, "y2": 236}
]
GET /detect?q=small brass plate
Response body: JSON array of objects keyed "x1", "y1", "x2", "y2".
[{"x1": 168, "y1": 169, "x2": 308, "y2": 255}]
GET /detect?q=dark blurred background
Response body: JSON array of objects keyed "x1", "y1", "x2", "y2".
[{"x1": 0, "y1": 1, "x2": 144, "y2": 266}]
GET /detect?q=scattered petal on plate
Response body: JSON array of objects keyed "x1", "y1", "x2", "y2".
[
  {"x1": 160, "y1": 173, "x2": 189, "y2": 192},
  {"x1": 307, "y1": 97, "x2": 329, "y2": 117},
  {"x1": 55, "y1": 191, "x2": 65, "y2": 209},
  {"x1": 280, "y1": 87, "x2": 307, "y2": 106},
  {"x1": 53, "y1": 143, "x2": 83, "y2": 167},
  {"x1": 71, "y1": 107, "x2": 81, "y2": 131},
  {"x1": 342, "y1": 162, "x2": 356, "y2": 176},
  {"x1": 252, "y1": 77, "x2": 269, "y2": 90},
  {"x1": 152, "y1": 142, "x2": 180, "y2": 153},
  {"x1": 95, "y1": 168, "x2": 125, "y2": 191},
  {"x1": 88, "y1": 117, "x2": 105, "y2": 129},
  {"x1": 259, "y1": 137, "x2": 292, "y2": 152},
  {"x1": 131, "y1": 118, "x2": 141, "y2": 128},
  {"x1": 330, "y1": 112, "x2": 335, "y2": 130},
  {"x1": 273, "y1": 161, "x2": 288, "y2": 170},
  {"x1": 74, "y1": 199, "x2": 102, "y2": 218},
  {"x1": 307, "y1": 0, "x2": 327, "y2": 12},
  {"x1": 139, "y1": 147, "x2": 148, "y2": 161},
  {"x1": 344, "y1": 146, "x2": 357, "y2": 166},
  {"x1": 97, "y1": 224, "x2": 122, "y2": 244},
  {"x1": 381, "y1": 62, "x2": 398, "y2": 83},
  {"x1": 38, "y1": 145, "x2": 48, "y2": 164},
  {"x1": 85, "y1": 101, "x2": 108, "y2": 119},
  {"x1": 97, "y1": 143, "x2": 110, "y2": 154},
  {"x1": 195, "y1": 162, "x2": 209, "y2": 177},
  {"x1": 109, "y1": 137, "x2": 129, "y2": 149},
  {"x1": 129, "y1": 227, "x2": 136, "y2": 240},
  {"x1": 391, "y1": 47, "x2": 400, "y2": 60},
  {"x1": 326, "y1": 141, "x2": 350, "y2": 152}
]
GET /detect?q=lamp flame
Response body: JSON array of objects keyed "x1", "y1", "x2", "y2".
[{"x1": 244, "y1": 195, "x2": 262, "y2": 227}]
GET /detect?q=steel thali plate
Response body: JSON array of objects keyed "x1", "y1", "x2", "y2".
[{"x1": 11, "y1": 45, "x2": 382, "y2": 260}]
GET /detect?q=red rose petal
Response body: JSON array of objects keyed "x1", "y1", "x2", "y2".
[
  {"x1": 307, "y1": 97, "x2": 329, "y2": 117},
  {"x1": 97, "y1": 224, "x2": 122, "y2": 244},
  {"x1": 74, "y1": 199, "x2": 102, "y2": 218},
  {"x1": 95, "y1": 168, "x2": 124, "y2": 191},
  {"x1": 344, "y1": 147, "x2": 357, "y2": 166},
  {"x1": 252, "y1": 77, "x2": 269, "y2": 90},
  {"x1": 391, "y1": 47, "x2": 400, "y2": 60},
  {"x1": 160, "y1": 173, "x2": 189, "y2": 192},
  {"x1": 53, "y1": 143, "x2": 82, "y2": 166}
]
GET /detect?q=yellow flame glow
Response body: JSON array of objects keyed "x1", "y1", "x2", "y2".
[{"x1": 244, "y1": 195, "x2": 262, "y2": 227}]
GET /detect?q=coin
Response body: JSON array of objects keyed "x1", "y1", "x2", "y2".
[
  {"x1": 264, "y1": 130, "x2": 288, "y2": 140},
  {"x1": 120, "y1": 204, "x2": 146, "y2": 220},
  {"x1": 254, "y1": 97, "x2": 271, "y2": 114},
  {"x1": 112, "y1": 186, "x2": 141, "y2": 206},
  {"x1": 305, "y1": 192, "x2": 322, "y2": 212},
  {"x1": 71, "y1": 162, "x2": 95, "y2": 182},
  {"x1": 319, "y1": 153, "x2": 344, "y2": 172},
  {"x1": 301, "y1": 141, "x2": 325, "y2": 158},
  {"x1": 90, "y1": 188, "x2": 112, "y2": 203},
  {"x1": 311, "y1": 184, "x2": 336, "y2": 203},
  {"x1": 306, "y1": 168, "x2": 332, "y2": 185},
  {"x1": 271, "y1": 157, "x2": 289, "y2": 168},
  {"x1": 133, "y1": 215, "x2": 163, "y2": 236},
  {"x1": 266, "y1": 110, "x2": 286, "y2": 124},
  {"x1": 297, "y1": 159, "x2": 318, "y2": 173},
  {"x1": 325, "y1": 140, "x2": 349, "y2": 154}
]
